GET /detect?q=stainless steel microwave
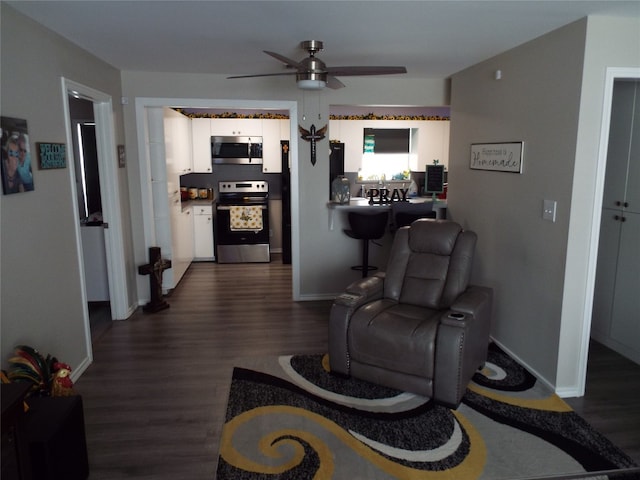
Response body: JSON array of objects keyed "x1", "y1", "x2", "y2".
[{"x1": 212, "y1": 136, "x2": 263, "y2": 165}]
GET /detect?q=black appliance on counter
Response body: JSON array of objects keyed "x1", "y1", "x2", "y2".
[
  {"x1": 215, "y1": 180, "x2": 270, "y2": 263},
  {"x1": 329, "y1": 142, "x2": 345, "y2": 199}
]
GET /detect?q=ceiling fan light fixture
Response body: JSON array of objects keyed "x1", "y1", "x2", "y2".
[
  {"x1": 297, "y1": 78, "x2": 326, "y2": 90},
  {"x1": 296, "y1": 66, "x2": 327, "y2": 90}
]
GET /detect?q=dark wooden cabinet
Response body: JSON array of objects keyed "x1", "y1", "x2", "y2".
[
  {"x1": 1, "y1": 385, "x2": 89, "y2": 480},
  {"x1": 1, "y1": 383, "x2": 33, "y2": 480},
  {"x1": 25, "y1": 395, "x2": 89, "y2": 480}
]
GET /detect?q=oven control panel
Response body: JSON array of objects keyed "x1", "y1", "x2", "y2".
[{"x1": 218, "y1": 181, "x2": 268, "y2": 194}]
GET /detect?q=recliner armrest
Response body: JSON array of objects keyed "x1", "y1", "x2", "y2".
[
  {"x1": 335, "y1": 272, "x2": 385, "y2": 308},
  {"x1": 329, "y1": 273, "x2": 386, "y2": 377},
  {"x1": 449, "y1": 285, "x2": 493, "y2": 317}
]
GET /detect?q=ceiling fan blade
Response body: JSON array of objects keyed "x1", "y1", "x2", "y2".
[
  {"x1": 264, "y1": 50, "x2": 303, "y2": 69},
  {"x1": 326, "y1": 66, "x2": 407, "y2": 77},
  {"x1": 227, "y1": 72, "x2": 298, "y2": 79},
  {"x1": 327, "y1": 76, "x2": 346, "y2": 89}
]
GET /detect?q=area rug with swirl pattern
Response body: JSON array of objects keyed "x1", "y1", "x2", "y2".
[{"x1": 216, "y1": 344, "x2": 639, "y2": 479}]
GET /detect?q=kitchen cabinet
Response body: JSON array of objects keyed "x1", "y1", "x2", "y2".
[
  {"x1": 340, "y1": 120, "x2": 366, "y2": 172},
  {"x1": 591, "y1": 80, "x2": 640, "y2": 365},
  {"x1": 191, "y1": 118, "x2": 212, "y2": 173},
  {"x1": 175, "y1": 206, "x2": 194, "y2": 281},
  {"x1": 261, "y1": 119, "x2": 282, "y2": 173},
  {"x1": 193, "y1": 204, "x2": 214, "y2": 261},
  {"x1": 164, "y1": 108, "x2": 192, "y2": 176},
  {"x1": 411, "y1": 121, "x2": 450, "y2": 171},
  {"x1": 147, "y1": 107, "x2": 194, "y2": 292},
  {"x1": 280, "y1": 119, "x2": 291, "y2": 141},
  {"x1": 210, "y1": 118, "x2": 262, "y2": 137},
  {"x1": 329, "y1": 119, "x2": 450, "y2": 173}
]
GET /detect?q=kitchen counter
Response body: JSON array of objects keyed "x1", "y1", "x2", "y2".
[
  {"x1": 326, "y1": 197, "x2": 447, "y2": 230},
  {"x1": 181, "y1": 198, "x2": 215, "y2": 212}
]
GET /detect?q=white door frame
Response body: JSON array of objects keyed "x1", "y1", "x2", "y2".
[
  {"x1": 578, "y1": 67, "x2": 640, "y2": 394},
  {"x1": 61, "y1": 78, "x2": 129, "y2": 361},
  {"x1": 134, "y1": 98, "x2": 300, "y2": 299}
]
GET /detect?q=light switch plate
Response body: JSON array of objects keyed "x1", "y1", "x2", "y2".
[{"x1": 543, "y1": 199, "x2": 557, "y2": 222}]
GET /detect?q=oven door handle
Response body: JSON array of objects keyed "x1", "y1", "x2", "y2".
[{"x1": 216, "y1": 205, "x2": 267, "y2": 211}]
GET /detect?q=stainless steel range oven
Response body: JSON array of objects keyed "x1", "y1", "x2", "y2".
[{"x1": 215, "y1": 180, "x2": 270, "y2": 263}]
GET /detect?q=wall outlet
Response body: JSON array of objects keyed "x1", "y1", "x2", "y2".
[{"x1": 543, "y1": 199, "x2": 557, "y2": 222}]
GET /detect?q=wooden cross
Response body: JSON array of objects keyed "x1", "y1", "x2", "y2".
[
  {"x1": 138, "y1": 246, "x2": 171, "y2": 313},
  {"x1": 299, "y1": 124, "x2": 327, "y2": 166}
]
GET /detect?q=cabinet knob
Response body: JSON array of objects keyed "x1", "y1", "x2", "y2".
[
  {"x1": 624, "y1": 201, "x2": 629, "y2": 208},
  {"x1": 616, "y1": 201, "x2": 622, "y2": 206},
  {"x1": 614, "y1": 215, "x2": 621, "y2": 221}
]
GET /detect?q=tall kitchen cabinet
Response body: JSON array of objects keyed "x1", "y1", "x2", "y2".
[
  {"x1": 191, "y1": 118, "x2": 213, "y2": 173},
  {"x1": 147, "y1": 107, "x2": 194, "y2": 293},
  {"x1": 592, "y1": 80, "x2": 640, "y2": 365}
]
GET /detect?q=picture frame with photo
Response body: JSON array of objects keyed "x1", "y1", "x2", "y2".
[{"x1": 1, "y1": 116, "x2": 34, "y2": 194}]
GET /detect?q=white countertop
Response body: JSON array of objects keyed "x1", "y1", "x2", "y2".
[{"x1": 327, "y1": 197, "x2": 447, "y2": 209}]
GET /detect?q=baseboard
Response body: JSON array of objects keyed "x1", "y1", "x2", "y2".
[
  {"x1": 71, "y1": 353, "x2": 93, "y2": 382},
  {"x1": 590, "y1": 332, "x2": 640, "y2": 365},
  {"x1": 489, "y1": 337, "x2": 557, "y2": 395}
]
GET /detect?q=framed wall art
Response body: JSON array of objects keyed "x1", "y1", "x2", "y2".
[
  {"x1": 470, "y1": 142, "x2": 524, "y2": 173},
  {"x1": 118, "y1": 145, "x2": 126, "y2": 168},
  {"x1": 1, "y1": 116, "x2": 34, "y2": 194},
  {"x1": 37, "y1": 142, "x2": 67, "y2": 169}
]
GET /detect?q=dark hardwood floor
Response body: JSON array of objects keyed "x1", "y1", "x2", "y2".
[{"x1": 77, "y1": 257, "x2": 640, "y2": 479}]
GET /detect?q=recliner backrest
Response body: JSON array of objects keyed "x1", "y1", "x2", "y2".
[{"x1": 383, "y1": 220, "x2": 476, "y2": 309}]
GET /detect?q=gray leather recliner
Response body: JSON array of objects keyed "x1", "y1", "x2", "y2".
[{"x1": 329, "y1": 219, "x2": 493, "y2": 408}]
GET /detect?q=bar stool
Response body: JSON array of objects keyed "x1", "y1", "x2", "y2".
[{"x1": 344, "y1": 211, "x2": 389, "y2": 277}]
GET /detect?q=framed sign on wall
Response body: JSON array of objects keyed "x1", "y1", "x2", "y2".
[
  {"x1": 37, "y1": 142, "x2": 67, "y2": 169},
  {"x1": 470, "y1": 142, "x2": 524, "y2": 173}
]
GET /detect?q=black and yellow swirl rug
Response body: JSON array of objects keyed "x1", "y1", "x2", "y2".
[{"x1": 216, "y1": 344, "x2": 639, "y2": 479}]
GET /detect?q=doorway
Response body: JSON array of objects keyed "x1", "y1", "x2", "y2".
[
  {"x1": 134, "y1": 98, "x2": 300, "y2": 299},
  {"x1": 61, "y1": 78, "x2": 130, "y2": 368},
  {"x1": 69, "y1": 96, "x2": 111, "y2": 342}
]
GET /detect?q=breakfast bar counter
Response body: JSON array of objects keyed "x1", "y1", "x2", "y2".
[{"x1": 326, "y1": 197, "x2": 447, "y2": 230}]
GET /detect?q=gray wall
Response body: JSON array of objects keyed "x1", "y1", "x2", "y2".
[
  {"x1": 449, "y1": 16, "x2": 640, "y2": 390},
  {"x1": 449, "y1": 19, "x2": 587, "y2": 386},
  {"x1": 1, "y1": 5, "x2": 129, "y2": 373}
]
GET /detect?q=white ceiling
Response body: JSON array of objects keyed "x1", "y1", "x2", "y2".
[{"x1": 6, "y1": 1, "x2": 640, "y2": 82}]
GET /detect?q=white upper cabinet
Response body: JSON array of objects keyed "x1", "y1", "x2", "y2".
[
  {"x1": 164, "y1": 108, "x2": 192, "y2": 176},
  {"x1": 261, "y1": 119, "x2": 282, "y2": 173},
  {"x1": 411, "y1": 121, "x2": 450, "y2": 171},
  {"x1": 329, "y1": 119, "x2": 450, "y2": 174},
  {"x1": 280, "y1": 119, "x2": 291, "y2": 141},
  {"x1": 191, "y1": 118, "x2": 212, "y2": 173},
  {"x1": 210, "y1": 118, "x2": 262, "y2": 137},
  {"x1": 339, "y1": 120, "x2": 366, "y2": 172}
]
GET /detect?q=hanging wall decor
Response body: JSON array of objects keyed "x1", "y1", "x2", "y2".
[
  {"x1": 118, "y1": 145, "x2": 126, "y2": 168},
  {"x1": 37, "y1": 142, "x2": 67, "y2": 170},
  {"x1": 470, "y1": 142, "x2": 524, "y2": 173},
  {"x1": 299, "y1": 123, "x2": 327, "y2": 166},
  {"x1": 1, "y1": 116, "x2": 34, "y2": 194}
]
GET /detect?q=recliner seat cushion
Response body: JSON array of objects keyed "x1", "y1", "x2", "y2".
[
  {"x1": 399, "y1": 252, "x2": 450, "y2": 308},
  {"x1": 409, "y1": 220, "x2": 461, "y2": 255},
  {"x1": 349, "y1": 299, "x2": 441, "y2": 378}
]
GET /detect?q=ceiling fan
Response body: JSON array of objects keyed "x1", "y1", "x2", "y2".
[{"x1": 227, "y1": 40, "x2": 407, "y2": 90}]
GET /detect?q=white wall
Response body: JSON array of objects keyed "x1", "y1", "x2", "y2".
[
  {"x1": 0, "y1": 6, "x2": 129, "y2": 374},
  {"x1": 557, "y1": 16, "x2": 640, "y2": 395},
  {"x1": 120, "y1": 72, "x2": 449, "y2": 301}
]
